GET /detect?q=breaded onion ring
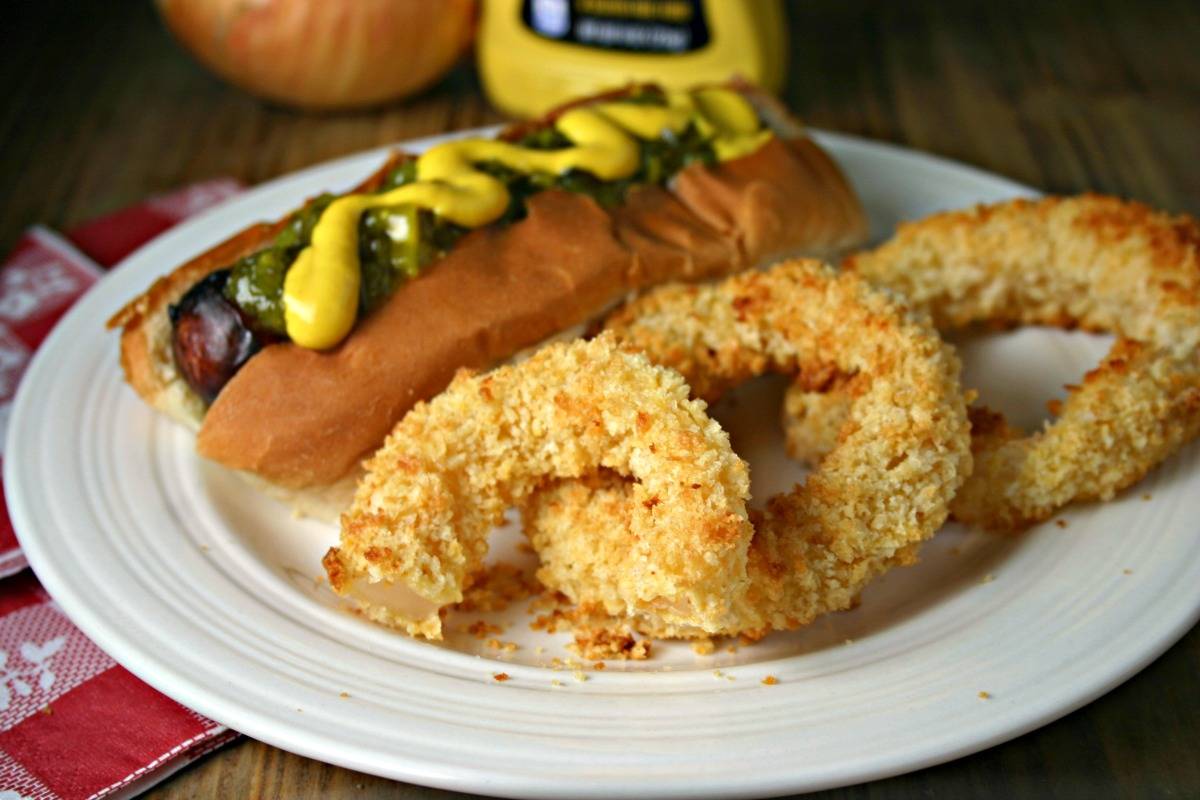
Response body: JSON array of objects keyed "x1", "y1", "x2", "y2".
[
  {"x1": 323, "y1": 334, "x2": 753, "y2": 639},
  {"x1": 782, "y1": 195, "x2": 1200, "y2": 531},
  {"x1": 524, "y1": 260, "x2": 972, "y2": 637}
]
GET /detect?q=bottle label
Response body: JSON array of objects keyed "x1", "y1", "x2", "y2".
[{"x1": 521, "y1": 0, "x2": 711, "y2": 54}]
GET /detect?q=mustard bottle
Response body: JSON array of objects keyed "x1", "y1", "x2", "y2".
[{"x1": 478, "y1": 0, "x2": 787, "y2": 118}]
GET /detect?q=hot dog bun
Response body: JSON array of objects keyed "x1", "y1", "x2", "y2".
[{"x1": 110, "y1": 83, "x2": 868, "y2": 506}]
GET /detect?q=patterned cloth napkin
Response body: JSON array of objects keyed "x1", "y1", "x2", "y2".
[{"x1": 0, "y1": 180, "x2": 244, "y2": 799}]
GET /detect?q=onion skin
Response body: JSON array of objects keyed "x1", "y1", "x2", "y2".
[{"x1": 156, "y1": 0, "x2": 477, "y2": 110}]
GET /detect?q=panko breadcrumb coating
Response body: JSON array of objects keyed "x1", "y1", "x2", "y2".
[
  {"x1": 323, "y1": 334, "x2": 752, "y2": 639},
  {"x1": 524, "y1": 260, "x2": 972, "y2": 636},
  {"x1": 783, "y1": 195, "x2": 1200, "y2": 530}
]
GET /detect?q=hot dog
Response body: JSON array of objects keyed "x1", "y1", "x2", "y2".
[{"x1": 109, "y1": 81, "x2": 868, "y2": 516}]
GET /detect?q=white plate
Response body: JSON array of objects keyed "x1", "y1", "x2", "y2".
[{"x1": 7, "y1": 131, "x2": 1200, "y2": 799}]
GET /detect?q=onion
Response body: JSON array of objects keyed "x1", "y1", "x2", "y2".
[{"x1": 156, "y1": 0, "x2": 477, "y2": 110}]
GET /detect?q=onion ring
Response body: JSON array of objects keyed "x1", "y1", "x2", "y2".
[
  {"x1": 323, "y1": 334, "x2": 753, "y2": 639},
  {"x1": 524, "y1": 260, "x2": 972, "y2": 637},
  {"x1": 782, "y1": 195, "x2": 1200, "y2": 531}
]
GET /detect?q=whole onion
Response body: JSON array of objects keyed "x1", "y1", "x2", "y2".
[{"x1": 156, "y1": 0, "x2": 477, "y2": 110}]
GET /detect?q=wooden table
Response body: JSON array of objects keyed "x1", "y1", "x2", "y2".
[{"x1": 4, "y1": 1, "x2": 1198, "y2": 797}]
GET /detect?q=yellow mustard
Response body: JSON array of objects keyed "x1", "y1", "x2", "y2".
[{"x1": 283, "y1": 87, "x2": 772, "y2": 350}]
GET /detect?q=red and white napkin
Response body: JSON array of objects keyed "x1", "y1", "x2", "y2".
[{"x1": 0, "y1": 180, "x2": 244, "y2": 799}]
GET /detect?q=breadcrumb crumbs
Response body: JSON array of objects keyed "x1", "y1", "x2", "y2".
[
  {"x1": 761, "y1": 675, "x2": 779, "y2": 686},
  {"x1": 978, "y1": 691, "x2": 991, "y2": 700},
  {"x1": 527, "y1": 590, "x2": 572, "y2": 613},
  {"x1": 593, "y1": 662, "x2": 606, "y2": 671},
  {"x1": 1123, "y1": 569, "x2": 1133, "y2": 575},
  {"x1": 492, "y1": 672, "x2": 510, "y2": 682},
  {"x1": 572, "y1": 626, "x2": 651, "y2": 661},
  {"x1": 455, "y1": 563, "x2": 542, "y2": 613},
  {"x1": 485, "y1": 638, "x2": 520, "y2": 653},
  {"x1": 1055, "y1": 519, "x2": 1068, "y2": 528},
  {"x1": 466, "y1": 620, "x2": 504, "y2": 639},
  {"x1": 339, "y1": 692, "x2": 350, "y2": 699},
  {"x1": 531, "y1": 610, "x2": 572, "y2": 633},
  {"x1": 691, "y1": 638, "x2": 716, "y2": 655},
  {"x1": 980, "y1": 573, "x2": 995, "y2": 584}
]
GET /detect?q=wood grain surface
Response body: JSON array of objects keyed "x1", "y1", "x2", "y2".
[{"x1": 3, "y1": 1, "x2": 1198, "y2": 798}]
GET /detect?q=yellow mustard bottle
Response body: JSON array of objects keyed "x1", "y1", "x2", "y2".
[{"x1": 478, "y1": 0, "x2": 787, "y2": 119}]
